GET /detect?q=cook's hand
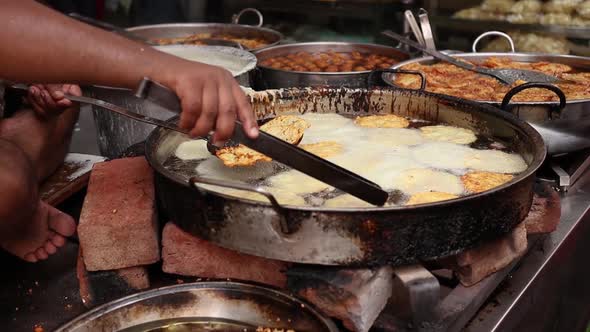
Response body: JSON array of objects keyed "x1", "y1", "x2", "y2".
[
  {"x1": 170, "y1": 64, "x2": 258, "y2": 142},
  {"x1": 27, "y1": 84, "x2": 82, "y2": 118}
]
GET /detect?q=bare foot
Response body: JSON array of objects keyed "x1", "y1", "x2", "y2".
[{"x1": 1, "y1": 201, "x2": 76, "y2": 263}]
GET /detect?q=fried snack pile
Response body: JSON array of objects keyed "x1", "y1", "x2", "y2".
[
  {"x1": 395, "y1": 57, "x2": 590, "y2": 102},
  {"x1": 454, "y1": 0, "x2": 590, "y2": 27},
  {"x1": 259, "y1": 51, "x2": 398, "y2": 72}
]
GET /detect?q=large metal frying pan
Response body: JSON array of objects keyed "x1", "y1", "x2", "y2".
[{"x1": 145, "y1": 87, "x2": 546, "y2": 266}]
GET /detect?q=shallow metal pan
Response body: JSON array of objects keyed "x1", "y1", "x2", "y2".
[
  {"x1": 145, "y1": 87, "x2": 546, "y2": 266},
  {"x1": 251, "y1": 42, "x2": 410, "y2": 89},
  {"x1": 384, "y1": 52, "x2": 590, "y2": 123},
  {"x1": 127, "y1": 8, "x2": 283, "y2": 53}
]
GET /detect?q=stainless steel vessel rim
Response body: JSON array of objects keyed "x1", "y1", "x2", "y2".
[
  {"x1": 126, "y1": 22, "x2": 284, "y2": 39},
  {"x1": 55, "y1": 281, "x2": 337, "y2": 332},
  {"x1": 146, "y1": 87, "x2": 546, "y2": 212},
  {"x1": 254, "y1": 41, "x2": 408, "y2": 74},
  {"x1": 390, "y1": 52, "x2": 590, "y2": 105}
]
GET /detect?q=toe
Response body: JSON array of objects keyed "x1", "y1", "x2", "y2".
[
  {"x1": 35, "y1": 248, "x2": 48, "y2": 260},
  {"x1": 46, "y1": 203, "x2": 76, "y2": 237},
  {"x1": 24, "y1": 253, "x2": 38, "y2": 263},
  {"x1": 51, "y1": 234, "x2": 66, "y2": 247},
  {"x1": 44, "y1": 241, "x2": 57, "y2": 255}
]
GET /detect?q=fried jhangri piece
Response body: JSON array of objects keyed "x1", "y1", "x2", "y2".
[
  {"x1": 354, "y1": 114, "x2": 409, "y2": 128},
  {"x1": 405, "y1": 192, "x2": 459, "y2": 205},
  {"x1": 216, "y1": 115, "x2": 311, "y2": 167},
  {"x1": 300, "y1": 141, "x2": 344, "y2": 158},
  {"x1": 395, "y1": 57, "x2": 590, "y2": 102},
  {"x1": 461, "y1": 171, "x2": 514, "y2": 193},
  {"x1": 256, "y1": 327, "x2": 295, "y2": 332}
]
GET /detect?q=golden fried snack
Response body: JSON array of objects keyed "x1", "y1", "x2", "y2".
[
  {"x1": 461, "y1": 171, "x2": 514, "y2": 193},
  {"x1": 354, "y1": 114, "x2": 410, "y2": 128},
  {"x1": 260, "y1": 115, "x2": 311, "y2": 144},
  {"x1": 216, "y1": 115, "x2": 310, "y2": 167},
  {"x1": 405, "y1": 192, "x2": 459, "y2": 205},
  {"x1": 215, "y1": 145, "x2": 271, "y2": 167},
  {"x1": 300, "y1": 141, "x2": 344, "y2": 158},
  {"x1": 420, "y1": 125, "x2": 477, "y2": 145}
]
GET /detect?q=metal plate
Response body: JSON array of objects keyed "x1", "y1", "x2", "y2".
[{"x1": 55, "y1": 282, "x2": 339, "y2": 332}]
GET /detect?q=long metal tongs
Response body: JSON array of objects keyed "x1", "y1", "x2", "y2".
[
  {"x1": 9, "y1": 81, "x2": 389, "y2": 206},
  {"x1": 403, "y1": 9, "x2": 437, "y2": 54}
]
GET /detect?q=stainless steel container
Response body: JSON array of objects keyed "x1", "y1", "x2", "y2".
[
  {"x1": 384, "y1": 52, "x2": 590, "y2": 123},
  {"x1": 55, "y1": 282, "x2": 338, "y2": 332},
  {"x1": 252, "y1": 42, "x2": 409, "y2": 90},
  {"x1": 87, "y1": 45, "x2": 256, "y2": 159},
  {"x1": 127, "y1": 8, "x2": 283, "y2": 53}
]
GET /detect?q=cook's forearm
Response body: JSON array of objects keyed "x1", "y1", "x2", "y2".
[{"x1": 0, "y1": 0, "x2": 177, "y2": 89}]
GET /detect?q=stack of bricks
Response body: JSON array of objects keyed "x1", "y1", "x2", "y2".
[{"x1": 76, "y1": 157, "x2": 160, "y2": 307}]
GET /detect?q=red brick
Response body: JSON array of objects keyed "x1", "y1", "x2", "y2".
[
  {"x1": 76, "y1": 248, "x2": 150, "y2": 308},
  {"x1": 78, "y1": 157, "x2": 159, "y2": 271},
  {"x1": 162, "y1": 222, "x2": 288, "y2": 288},
  {"x1": 525, "y1": 191, "x2": 561, "y2": 234},
  {"x1": 288, "y1": 266, "x2": 393, "y2": 332},
  {"x1": 453, "y1": 221, "x2": 527, "y2": 287}
]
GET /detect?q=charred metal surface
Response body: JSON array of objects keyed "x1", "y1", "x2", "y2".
[{"x1": 146, "y1": 87, "x2": 546, "y2": 266}]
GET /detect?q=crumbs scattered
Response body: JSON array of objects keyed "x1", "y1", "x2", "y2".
[{"x1": 112, "y1": 209, "x2": 118, "y2": 214}]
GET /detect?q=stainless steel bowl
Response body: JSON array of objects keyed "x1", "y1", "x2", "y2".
[
  {"x1": 252, "y1": 42, "x2": 409, "y2": 89},
  {"x1": 55, "y1": 282, "x2": 339, "y2": 332}
]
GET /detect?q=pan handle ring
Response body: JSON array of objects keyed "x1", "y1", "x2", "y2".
[
  {"x1": 188, "y1": 176, "x2": 291, "y2": 234},
  {"x1": 501, "y1": 82, "x2": 567, "y2": 111},
  {"x1": 232, "y1": 8, "x2": 264, "y2": 27},
  {"x1": 472, "y1": 31, "x2": 515, "y2": 53},
  {"x1": 368, "y1": 69, "x2": 426, "y2": 91}
]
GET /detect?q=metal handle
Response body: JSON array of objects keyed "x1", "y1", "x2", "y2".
[
  {"x1": 501, "y1": 83, "x2": 567, "y2": 111},
  {"x1": 231, "y1": 8, "x2": 264, "y2": 27},
  {"x1": 404, "y1": 10, "x2": 426, "y2": 48},
  {"x1": 188, "y1": 176, "x2": 291, "y2": 234},
  {"x1": 368, "y1": 69, "x2": 426, "y2": 91},
  {"x1": 418, "y1": 8, "x2": 437, "y2": 52},
  {"x1": 381, "y1": 30, "x2": 476, "y2": 73},
  {"x1": 472, "y1": 31, "x2": 515, "y2": 53}
]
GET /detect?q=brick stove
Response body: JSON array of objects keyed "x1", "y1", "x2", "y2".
[{"x1": 72, "y1": 149, "x2": 590, "y2": 332}]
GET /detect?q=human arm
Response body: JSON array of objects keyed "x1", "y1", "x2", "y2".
[{"x1": 0, "y1": 0, "x2": 258, "y2": 140}]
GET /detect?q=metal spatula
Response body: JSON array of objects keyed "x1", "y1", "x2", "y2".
[{"x1": 381, "y1": 30, "x2": 561, "y2": 85}]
